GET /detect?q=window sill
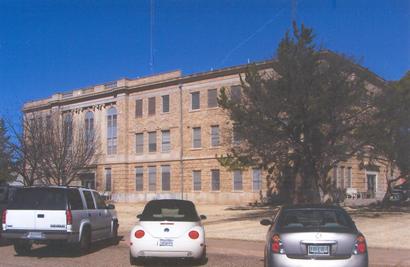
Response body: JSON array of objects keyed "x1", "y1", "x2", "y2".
[
  {"x1": 189, "y1": 109, "x2": 201, "y2": 113},
  {"x1": 190, "y1": 147, "x2": 202, "y2": 151},
  {"x1": 209, "y1": 146, "x2": 221, "y2": 149}
]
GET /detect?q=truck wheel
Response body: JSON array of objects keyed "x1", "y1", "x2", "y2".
[
  {"x1": 14, "y1": 240, "x2": 31, "y2": 255},
  {"x1": 111, "y1": 221, "x2": 119, "y2": 245},
  {"x1": 79, "y1": 228, "x2": 91, "y2": 255}
]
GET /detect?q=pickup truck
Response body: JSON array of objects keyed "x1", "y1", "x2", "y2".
[{"x1": 2, "y1": 186, "x2": 119, "y2": 255}]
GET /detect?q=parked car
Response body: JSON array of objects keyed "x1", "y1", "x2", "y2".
[
  {"x1": 130, "y1": 199, "x2": 207, "y2": 265},
  {"x1": 260, "y1": 204, "x2": 368, "y2": 267},
  {"x1": 390, "y1": 182, "x2": 410, "y2": 202},
  {"x1": 2, "y1": 186, "x2": 119, "y2": 255}
]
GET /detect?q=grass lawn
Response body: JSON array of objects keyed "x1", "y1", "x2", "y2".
[{"x1": 114, "y1": 202, "x2": 410, "y2": 250}]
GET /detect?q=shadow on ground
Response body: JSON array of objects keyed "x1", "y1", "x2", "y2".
[{"x1": 13, "y1": 235, "x2": 124, "y2": 259}]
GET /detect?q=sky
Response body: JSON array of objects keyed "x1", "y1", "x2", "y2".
[{"x1": 0, "y1": 0, "x2": 409, "y2": 122}]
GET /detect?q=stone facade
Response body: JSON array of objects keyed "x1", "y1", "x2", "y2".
[{"x1": 23, "y1": 60, "x2": 390, "y2": 203}]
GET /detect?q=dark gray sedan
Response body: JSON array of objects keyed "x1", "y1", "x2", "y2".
[{"x1": 260, "y1": 204, "x2": 368, "y2": 267}]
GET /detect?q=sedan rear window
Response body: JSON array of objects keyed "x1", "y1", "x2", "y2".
[
  {"x1": 8, "y1": 188, "x2": 67, "y2": 210},
  {"x1": 278, "y1": 208, "x2": 355, "y2": 231},
  {"x1": 140, "y1": 200, "x2": 200, "y2": 222}
]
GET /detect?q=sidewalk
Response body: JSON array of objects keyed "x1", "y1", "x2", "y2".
[{"x1": 206, "y1": 238, "x2": 410, "y2": 267}]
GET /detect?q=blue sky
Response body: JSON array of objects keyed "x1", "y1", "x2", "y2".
[{"x1": 0, "y1": 0, "x2": 409, "y2": 122}]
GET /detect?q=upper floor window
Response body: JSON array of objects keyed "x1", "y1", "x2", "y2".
[
  {"x1": 107, "y1": 107, "x2": 117, "y2": 155},
  {"x1": 191, "y1": 92, "x2": 200, "y2": 110},
  {"x1": 162, "y1": 95, "x2": 170, "y2": 113},
  {"x1": 211, "y1": 125, "x2": 220, "y2": 147},
  {"x1": 231, "y1": 85, "x2": 242, "y2": 102},
  {"x1": 148, "y1": 97, "x2": 156, "y2": 115},
  {"x1": 63, "y1": 113, "x2": 73, "y2": 145},
  {"x1": 85, "y1": 111, "x2": 94, "y2": 141},
  {"x1": 148, "y1": 131, "x2": 157, "y2": 152},
  {"x1": 192, "y1": 127, "x2": 201, "y2": 148},
  {"x1": 208, "y1": 89, "x2": 218, "y2": 108},
  {"x1": 135, "y1": 99, "x2": 143, "y2": 118},
  {"x1": 161, "y1": 130, "x2": 171, "y2": 152},
  {"x1": 136, "y1": 133, "x2": 144, "y2": 154}
]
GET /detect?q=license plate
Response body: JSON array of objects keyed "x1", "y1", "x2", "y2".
[
  {"x1": 159, "y1": 239, "x2": 173, "y2": 247},
  {"x1": 308, "y1": 245, "x2": 329, "y2": 255},
  {"x1": 27, "y1": 232, "x2": 44, "y2": 239}
]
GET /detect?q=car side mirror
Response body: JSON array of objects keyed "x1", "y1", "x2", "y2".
[
  {"x1": 106, "y1": 204, "x2": 115, "y2": 210},
  {"x1": 260, "y1": 219, "x2": 272, "y2": 226},
  {"x1": 200, "y1": 215, "x2": 207, "y2": 220},
  {"x1": 136, "y1": 214, "x2": 141, "y2": 219}
]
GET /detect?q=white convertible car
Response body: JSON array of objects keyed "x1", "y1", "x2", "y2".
[{"x1": 129, "y1": 199, "x2": 207, "y2": 265}]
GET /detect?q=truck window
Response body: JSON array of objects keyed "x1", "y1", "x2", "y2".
[
  {"x1": 68, "y1": 189, "x2": 84, "y2": 210},
  {"x1": 92, "y1": 191, "x2": 106, "y2": 209},
  {"x1": 83, "y1": 191, "x2": 95, "y2": 209},
  {"x1": 8, "y1": 188, "x2": 67, "y2": 210}
]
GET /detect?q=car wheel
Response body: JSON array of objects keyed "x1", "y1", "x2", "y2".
[
  {"x1": 79, "y1": 228, "x2": 91, "y2": 255},
  {"x1": 111, "y1": 220, "x2": 119, "y2": 245},
  {"x1": 14, "y1": 240, "x2": 32, "y2": 255}
]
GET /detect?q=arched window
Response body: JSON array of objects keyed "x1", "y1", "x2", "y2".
[{"x1": 107, "y1": 107, "x2": 117, "y2": 155}]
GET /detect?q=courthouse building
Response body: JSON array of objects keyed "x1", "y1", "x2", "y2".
[{"x1": 23, "y1": 58, "x2": 390, "y2": 203}]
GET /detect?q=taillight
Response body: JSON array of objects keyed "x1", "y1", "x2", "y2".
[
  {"x1": 354, "y1": 234, "x2": 367, "y2": 254},
  {"x1": 66, "y1": 209, "x2": 72, "y2": 225},
  {"x1": 188, "y1": 230, "x2": 199, "y2": 239},
  {"x1": 2, "y1": 209, "x2": 6, "y2": 224},
  {"x1": 135, "y1": 230, "x2": 145, "y2": 239},
  {"x1": 271, "y1": 234, "x2": 284, "y2": 254}
]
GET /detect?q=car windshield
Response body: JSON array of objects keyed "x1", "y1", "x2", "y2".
[
  {"x1": 278, "y1": 208, "x2": 355, "y2": 231},
  {"x1": 140, "y1": 200, "x2": 200, "y2": 222},
  {"x1": 8, "y1": 187, "x2": 67, "y2": 210}
]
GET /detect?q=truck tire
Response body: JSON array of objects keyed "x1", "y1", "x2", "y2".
[
  {"x1": 79, "y1": 227, "x2": 91, "y2": 255},
  {"x1": 14, "y1": 240, "x2": 31, "y2": 255}
]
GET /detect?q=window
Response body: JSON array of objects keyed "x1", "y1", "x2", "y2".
[
  {"x1": 252, "y1": 168, "x2": 262, "y2": 191},
  {"x1": 63, "y1": 113, "x2": 73, "y2": 145},
  {"x1": 191, "y1": 91, "x2": 200, "y2": 110},
  {"x1": 207, "y1": 89, "x2": 218, "y2": 108},
  {"x1": 232, "y1": 126, "x2": 240, "y2": 145},
  {"x1": 161, "y1": 165, "x2": 171, "y2": 191},
  {"x1": 162, "y1": 95, "x2": 169, "y2": 113},
  {"x1": 148, "y1": 166, "x2": 156, "y2": 191},
  {"x1": 148, "y1": 131, "x2": 157, "y2": 152},
  {"x1": 161, "y1": 130, "x2": 171, "y2": 152},
  {"x1": 83, "y1": 191, "x2": 95, "y2": 209},
  {"x1": 211, "y1": 125, "x2": 220, "y2": 147},
  {"x1": 136, "y1": 133, "x2": 144, "y2": 154},
  {"x1": 347, "y1": 167, "x2": 352, "y2": 188},
  {"x1": 340, "y1": 166, "x2": 345, "y2": 189},
  {"x1": 135, "y1": 99, "x2": 143, "y2": 117},
  {"x1": 105, "y1": 168, "x2": 112, "y2": 191},
  {"x1": 231, "y1": 85, "x2": 242, "y2": 102},
  {"x1": 211, "y1": 169, "x2": 220, "y2": 191},
  {"x1": 233, "y1": 170, "x2": 243, "y2": 191},
  {"x1": 85, "y1": 111, "x2": 94, "y2": 140},
  {"x1": 192, "y1": 127, "x2": 201, "y2": 148},
  {"x1": 68, "y1": 189, "x2": 84, "y2": 210},
  {"x1": 107, "y1": 107, "x2": 117, "y2": 155},
  {"x1": 193, "y1": 171, "x2": 201, "y2": 191},
  {"x1": 148, "y1": 97, "x2": 156, "y2": 115},
  {"x1": 135, "y1": 167, "x2": 144, "y2": 191},
  {"x1": 92, "y1": 191, "x2": 106, "y2": 210}
]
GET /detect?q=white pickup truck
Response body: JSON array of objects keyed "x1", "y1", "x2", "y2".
[{"x1": 2, "y1": 186, "x2": 119, "y2": 255}]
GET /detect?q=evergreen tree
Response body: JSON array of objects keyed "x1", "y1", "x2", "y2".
[{"x1": 0, "y1": 117, "x2": 14, "y2": 182}]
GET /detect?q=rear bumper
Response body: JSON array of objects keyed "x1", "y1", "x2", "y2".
[
  {"x1": 268, "y1": 253, "x2": 368, "y2": 267},
  {"x1": 2, "y1": 230, "x2": 79, "y2": 243}
]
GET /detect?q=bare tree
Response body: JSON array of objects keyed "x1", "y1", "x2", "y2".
[
  {"x1": 41, "y1": 112, "x2": 100, "y2": 186},
  {"x1": 11, "y1": 111, "x2": 100, "y2": 186}
]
